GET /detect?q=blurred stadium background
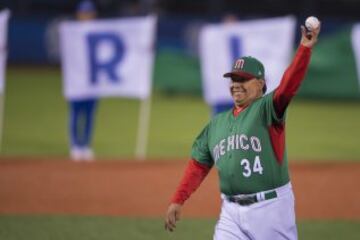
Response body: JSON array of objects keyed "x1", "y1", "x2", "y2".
[
  {"x1": 2, "y1": 0, "x2": 360, "y2": 159},
  {"x1": 0, "y1": 0, "x2": 360, "y2": 239}
]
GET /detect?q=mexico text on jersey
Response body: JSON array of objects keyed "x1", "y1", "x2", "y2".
[{"x1": 191, "y1": 92, "x2": 290, "y2": 195}]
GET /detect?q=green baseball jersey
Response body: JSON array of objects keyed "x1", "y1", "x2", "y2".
[{"x1": 191, "y1": 92, "x2": 289, "y2": 195}]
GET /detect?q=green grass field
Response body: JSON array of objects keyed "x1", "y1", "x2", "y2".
[
  {"x1": 0, "y1": 215, "x2": 359, "y2": 240},
  {"x1": 2, "y1": 66, "x2": 360, "y2": 160}
]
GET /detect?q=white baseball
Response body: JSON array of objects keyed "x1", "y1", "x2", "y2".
[{"x1": 305, "y1": 16, "x2": 320, "y2": 31}]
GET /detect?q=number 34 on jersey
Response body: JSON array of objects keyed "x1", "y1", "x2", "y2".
[{"x1": 240, "y1": 156, "x2": 263, "y2": 177}]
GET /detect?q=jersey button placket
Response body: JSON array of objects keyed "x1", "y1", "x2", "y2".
[{"x1": 229, "y1": 123, "x2": 234, "y2": 159}]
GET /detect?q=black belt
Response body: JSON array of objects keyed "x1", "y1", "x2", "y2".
[{"x1": 227, "y1": 190, "x2": 277, "y2": 206}]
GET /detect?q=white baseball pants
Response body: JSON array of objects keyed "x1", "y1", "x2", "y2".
[{"x1": 214, "y1": 182, "x2": 297, "y2": 240}]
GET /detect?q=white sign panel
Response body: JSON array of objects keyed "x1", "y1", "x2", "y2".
[
  {"x1": 351, "y1": 24, "x2": 360, "y2": 89},
  {"x1": 0, "y1": 9, "x2": 10, "y2": 93},
  {"x1": 199, "y1": 16, "x2": 296, "y2": 105},
  {"x1": 60, "y1": 15, "x2": 156, "y2": 100}
]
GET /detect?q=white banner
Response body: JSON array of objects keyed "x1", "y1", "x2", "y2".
[
  {"x1": 199, "y1": 16, "x2": 296, "y2": 105},
  {"x1": 351, "y1": 24, "x2": 360, "y2": 89},
  {"x1": 0, "y1": 9, "x2": 10, "y2": 93},
  {"x1": 60, "y1": 15, "x2": 156, "y2": 100}
]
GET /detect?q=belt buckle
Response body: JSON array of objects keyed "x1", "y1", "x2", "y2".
[
  {"x1": 238, "y1": 197, "x2": 256, "y2": 206},
  {"x1": 228, "y1": 196, "x2": 256, "y2": 206}
]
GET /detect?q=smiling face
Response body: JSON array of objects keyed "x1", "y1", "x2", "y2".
[{"x1": 230, "y1": 77, "x2": 265, "y2": 107}]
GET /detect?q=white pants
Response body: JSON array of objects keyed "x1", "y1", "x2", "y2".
[{"x1": 214, "y1": 183, "x2": 297, "y2": 240}]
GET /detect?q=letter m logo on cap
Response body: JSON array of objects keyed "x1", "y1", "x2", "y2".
[{"x1": 234, "y1": 59, "x2": 245, "y2": 69}]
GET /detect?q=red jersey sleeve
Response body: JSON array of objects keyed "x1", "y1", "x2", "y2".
[
  {"x1": 273, "y1": 45, "x2": 312, "y2": 117},
  {"x1": 170, "y1": 159, "x2": 211, "y2": 205}
]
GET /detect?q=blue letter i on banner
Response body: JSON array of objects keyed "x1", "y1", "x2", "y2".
[{"x1": 229, "y1": 36, "x2": 243, "y2": 63}]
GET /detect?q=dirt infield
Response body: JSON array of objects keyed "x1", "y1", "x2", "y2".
[{"x1": 0, "y1": 158, "x2": 359, "y2": 219}]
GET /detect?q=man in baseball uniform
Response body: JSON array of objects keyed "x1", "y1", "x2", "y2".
[{"x1": 165, "y1": 22, "x2": 321, "y2": 239}]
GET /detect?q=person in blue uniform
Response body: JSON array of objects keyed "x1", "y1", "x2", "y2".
[{"x1": 69, "y1": 0, "x2": 98, "y2": 161}]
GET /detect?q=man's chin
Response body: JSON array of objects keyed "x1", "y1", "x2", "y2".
[{"x1": 234, "y1": 99, "x2": 246, "y2": 106}]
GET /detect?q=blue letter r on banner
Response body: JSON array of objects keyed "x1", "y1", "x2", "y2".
[{"x1": 87, "y1": 32, "x2": 125, "y2": 85}]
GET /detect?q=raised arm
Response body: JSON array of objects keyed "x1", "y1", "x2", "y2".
[{"x1": 273, "y1": 23, "x2": 321, "y2": 118}]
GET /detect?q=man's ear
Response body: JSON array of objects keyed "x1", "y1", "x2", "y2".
[
  {"x1": 258, "y1": 79, "x2": 265, "y2": 88},
  {"x1": 258, "y1": 79, "x2": 266, "y2": 94}
]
